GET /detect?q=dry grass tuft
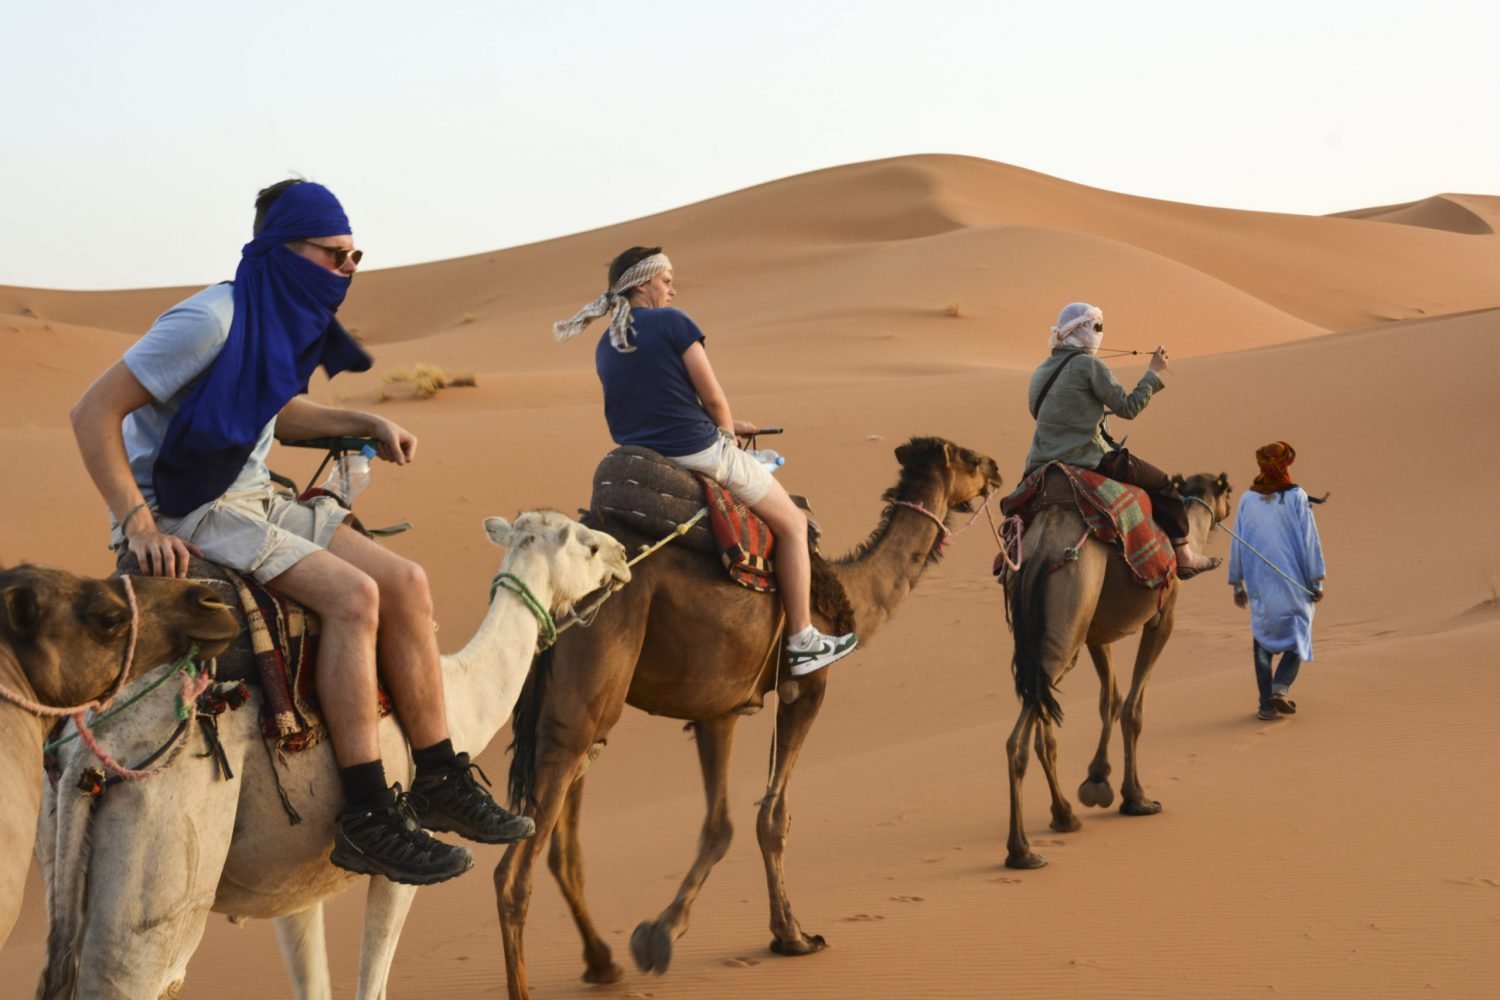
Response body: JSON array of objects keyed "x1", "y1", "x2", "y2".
[
  {"x1": 380, "y1": 363, "x2": 478, "y2": 401},
  {"x1": 944, "y1": 301, "x2": 962, "y2": 318}
]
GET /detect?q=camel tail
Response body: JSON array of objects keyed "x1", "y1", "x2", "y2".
[
  {"x1": 507, "y1": 646, "x2": 552, "y2": 813},
  {"x1": 1007, "y1": 517, "x2": 1065, "y2": 726}
]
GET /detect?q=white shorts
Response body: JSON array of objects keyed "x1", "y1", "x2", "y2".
[
  {"x1": 667, "y1": 432, "x2": 774, "y2": 506},
  {"x1": 120, "y1": 486, "x2": 351, "y2": 584}
]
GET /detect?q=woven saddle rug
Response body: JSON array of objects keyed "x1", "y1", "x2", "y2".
[
  {"x1": 1000, "y1": 461, "x2": 1177, "y2": 590},
  {"x1": 590, "y1": 446, "x2": 785, "y2": 592},
  {"x1": 114, "y1": 551, "x2": 390, "y2": 755}
]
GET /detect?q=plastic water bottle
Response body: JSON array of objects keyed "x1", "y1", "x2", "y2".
[
  {"x1": 321, "y1": 444, "x2": 377, "y2": 504},
  {"x1": 748, "y1": 449, "x2": 785, "y2": 473}
]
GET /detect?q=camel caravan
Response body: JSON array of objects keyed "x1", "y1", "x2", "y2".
[{"x1": 13, "y1": 182, "x2": 1304, "y2": 1000}]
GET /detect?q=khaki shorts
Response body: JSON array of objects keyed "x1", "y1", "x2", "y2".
[
  {"x1": 667, "y1": 432, "x2": 775, "y2": 506},
  {"x1": 118, "y1": 486, "x2": 351, "y2": 584}
]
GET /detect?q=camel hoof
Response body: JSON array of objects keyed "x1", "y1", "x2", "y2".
[
  {"x1": 582, "y1": 962, "x2": 626, "y2": 985},
  {"x1": 1077, "y1": 779, "x2": 1115, "y2": 808},
  {"x1": 1005, "y1": 851, "x2": 1048, "y2": 870},
  {"x1": 769, "y1": 933, "x2": 828, "y2": 956},
  {"x1": 1050, "y1": 812, "x2": 1082, "y2": 833},
  {"x1": 630, "y1": 921, "x2": 673, "y2": 975},
  {"x1": 1120, "y1": 799, "x2": 1163, "y2": 816}
]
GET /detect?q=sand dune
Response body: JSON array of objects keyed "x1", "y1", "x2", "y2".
[
  {"x1": 1332, "y1": 194, "x2": 1496, "y2": 235},
  {"x1": 2, "y1": 155, "x2": 1498, "y2": 998}
]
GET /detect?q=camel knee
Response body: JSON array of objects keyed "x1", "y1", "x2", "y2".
[{"x1": 702, "y1": 816, "x2": 734, "y2": 862}]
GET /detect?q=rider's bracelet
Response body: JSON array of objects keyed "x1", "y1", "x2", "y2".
[{"x1": 120, "y1": 501, "x2": 150, "y2": 533}]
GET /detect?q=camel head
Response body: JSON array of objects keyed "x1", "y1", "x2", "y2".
[
  {"x1": 893, "y1": 437, "x2": 1004, "y2": 513},
  {"x1": 483, "y1": 511, "x2": 632, "y2": 614},
  {"x1": 1172, "y1": 471, "x2": 1234, "y2": 526},
  {"x1": 0, "y1": 565, "x2": 238, "y2": 707}
]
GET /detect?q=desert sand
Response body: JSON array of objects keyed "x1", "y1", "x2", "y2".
[{"x1": 2, "y1": 154, "x2": 1498, "y2": 998}]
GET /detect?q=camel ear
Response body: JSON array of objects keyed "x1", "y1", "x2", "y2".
[
  {"x1": 1216, "y1": 472, "x2": 1229, "y2": 490},
  {"x1": 0, "y1": 583, "x2": 41, "y2": 640},
  {"x1": 1170, "y1": 476, "x2": 1185, "y2": 494},
  {"x1": 483, "y1": 516, "x2": 513, "y2": 548},
  {"x1": 894, "y1": 444, "x2": 909, "y2": 466}
]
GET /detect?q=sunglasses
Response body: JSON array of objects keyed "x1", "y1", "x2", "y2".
[
  {"x1": 1092, "y1": 321, "x2": 1104, "y2": 332},
  {"x1": 300, "y1": 240, "x2": 364, "y2": 269}
]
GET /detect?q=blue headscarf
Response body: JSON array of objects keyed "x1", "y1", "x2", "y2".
[{"x1": 152, "y1": 183, "x2": 372, "y2": 516}]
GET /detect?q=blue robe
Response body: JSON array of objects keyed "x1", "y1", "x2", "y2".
[{"x1": 1228, "y1": 487, "x2": 1326, "y2": 659}]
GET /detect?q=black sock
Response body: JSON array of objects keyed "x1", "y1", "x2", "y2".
[
  {"x1": 412, "y1": 738, "x2": 458, "y2": 777},
  {"x1": 339, "y1": 760, "x2": 388, "y2": 811}
]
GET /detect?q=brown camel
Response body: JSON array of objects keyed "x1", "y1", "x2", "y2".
[
  {"x1": 494, "y1": 437, "x2": 1003, "y2": 1000},
  {"x1": 0, "y1": 564, "x2": 238, "y2": 946},
  {"x1": 1000, "y1": 469, "x2": 1231, "y2": 869}
]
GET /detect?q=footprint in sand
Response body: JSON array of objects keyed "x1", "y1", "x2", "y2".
[
  {"x1": 991, "y1": 876, "x2": 1023, "y2": 885},
  {"x1": 889, "y1": 894, "x2": 925, "y2": 903},
  {"x1": 722, "y1": 957, "x2": 761, "y2": 968},
  {"x1": 840, "y1": 913, "x2": 886, "y2": 922}
]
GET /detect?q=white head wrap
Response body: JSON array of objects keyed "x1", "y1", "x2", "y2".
[
  {"x1": 552, "y1": 252, "x2": 673, "y2": 354},
  {"x1": 1047, "y1": 302, "x2": 1104, "y2": 353}
]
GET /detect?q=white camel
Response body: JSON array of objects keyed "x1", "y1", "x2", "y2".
[{"x1": 37, "y1": 512, "x2": 630, "y2": 999}]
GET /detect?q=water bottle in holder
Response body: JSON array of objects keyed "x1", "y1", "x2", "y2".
[
  {"x1": 320, "y1": 443, "x2": 377, "y2": 505},
  {"x1": 747, "y1": 449, "x2": 784, "y2": 473}
]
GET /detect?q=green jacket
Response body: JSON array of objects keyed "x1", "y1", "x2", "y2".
[{"x1": 1023, "y1": 349, "x2": 1165, "y2": 475}]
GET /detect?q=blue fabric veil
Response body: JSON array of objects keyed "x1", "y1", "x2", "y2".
[{"x1": 152, "y1": 183, "x2": 372, "y2": 516}]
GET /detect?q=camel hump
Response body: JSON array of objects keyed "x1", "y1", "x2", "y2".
[{"x1": 590, "y1": 447, "x2": 720, "y2": 554}]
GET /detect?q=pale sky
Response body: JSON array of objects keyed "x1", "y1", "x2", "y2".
[{"x1": 3, "y1": 0, "x2": 1496, "y2": 290}]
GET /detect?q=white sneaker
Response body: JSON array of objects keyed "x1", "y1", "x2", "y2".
[{"x1": 786, "y1": 629, "x2": 858, "y2": 677}]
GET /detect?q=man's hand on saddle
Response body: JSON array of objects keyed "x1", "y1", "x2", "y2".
[
  {"x1": 126, "y1": 519, "x2": 203, "y2": 579},
  {"x1": 367, "y1": 416, "x2": 417, "y2": 466}
]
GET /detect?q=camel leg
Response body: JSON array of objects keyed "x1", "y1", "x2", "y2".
[
  {"x1": 349, "y1": 878, "x2": 419, "y2": 1000},
  {"x1": 758, "y1": 674, "x2": 830, "y2": 957},
  {"x1": 274, "y1": 904, "x2": 333, "y2": 1000},
  {"x1": 1004, "y1": 705, "x2": 1047, "y2": 869},
  {"x1": 1034, "y1": 716, "x2": 1080, "y2": 833},
  {"x1": 632, "y1": 715, "x2": 738, "y2": 975},
  {"x1": 1119, "y1": 608, "x2": 1174, "y2": 816},
  {"x1": 1077, "y1": 643, "x2": 1120, "y2": 809},
  {"x1": 497, "y1": 741, "x2": 589, "y2": 1000},
  {"x1": 547, "y1": 773, "x2": 625, "y2": 984}
]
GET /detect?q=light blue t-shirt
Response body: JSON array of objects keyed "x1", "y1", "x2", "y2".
[{"x1": 122, "y1": 283, "x2": 274, "y2": 506}]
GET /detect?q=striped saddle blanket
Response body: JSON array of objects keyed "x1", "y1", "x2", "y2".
[{"x1": 1001, "y1": 462, "x2": 1177, "y2": 590}]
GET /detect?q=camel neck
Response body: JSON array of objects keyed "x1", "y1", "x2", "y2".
[
  {"x1": 441, "y1": 551, "x2": 552, "y2": 752},
  {"x1": 832, "y1": 489, "x2": 949, "y2": 639}
]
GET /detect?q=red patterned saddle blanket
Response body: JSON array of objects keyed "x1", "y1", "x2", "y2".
[{"x1": 1001, "y1": 462, "x2": 1176, "y2": 590}]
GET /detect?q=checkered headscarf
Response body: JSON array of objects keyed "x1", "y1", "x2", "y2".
[{"x1": 552, "y1": 253, "x2": 673, "y2": 353}]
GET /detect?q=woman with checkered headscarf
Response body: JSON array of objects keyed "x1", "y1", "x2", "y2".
[
  {"x1": 554, "y1": 247, "x2": 857, "y2": 677},
  {"x1": 1024, "y1": 302, "x2": 1220, "y2": 576}
]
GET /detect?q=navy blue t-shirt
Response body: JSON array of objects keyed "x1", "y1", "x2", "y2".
[{"x1": 595, "y1": 307, "x2": 719, "y2": 456}]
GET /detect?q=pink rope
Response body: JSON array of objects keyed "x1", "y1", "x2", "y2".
[
  {"x1": 72, "y1": 709, "x2": 170, "y2": 781},
  {"x1": 891, "y1": 499, "x2": 953, "y2": 552},
  {"x1": 0, "y1": 575, "x2": 139, "y2": 718}
]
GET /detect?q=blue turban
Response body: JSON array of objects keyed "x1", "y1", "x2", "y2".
[{"x1": 152, "y1": 183, "x2": 372, "y2": 516}]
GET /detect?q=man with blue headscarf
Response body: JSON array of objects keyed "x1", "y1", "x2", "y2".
[{"x1": 71, "y1": 179, "x2": 533, "y2": 886}]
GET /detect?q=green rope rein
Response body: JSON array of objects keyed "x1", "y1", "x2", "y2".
[
  {"x1": 43, "y1": 645, "x2": 204, "y2": 753},
  {"x1": 490, "y1": 572, "x2": 558, "y2": 650}
]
